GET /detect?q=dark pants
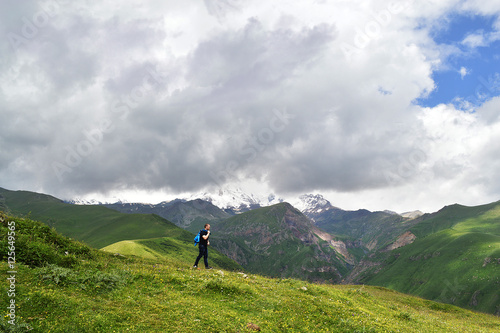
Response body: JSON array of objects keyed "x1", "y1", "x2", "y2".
[{"x1": 195, "y1": 244, "x2": 209, "y2": 268}]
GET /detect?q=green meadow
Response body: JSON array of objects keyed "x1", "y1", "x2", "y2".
[{"x1": 102, "y1": 237, "x2": 242, "y2": 272}]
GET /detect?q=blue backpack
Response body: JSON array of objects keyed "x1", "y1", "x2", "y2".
[{"x1": 194, "y1": 230, "x2": 203, "y2": 246}]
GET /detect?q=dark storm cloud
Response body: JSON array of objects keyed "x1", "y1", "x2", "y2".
[{"x1": 48, "y1": 19, "x2": 339, "y2": 196}]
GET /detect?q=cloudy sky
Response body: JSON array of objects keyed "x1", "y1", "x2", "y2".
[{"x1": 1, "y1": 0, "x2": 500, "y2": 213}]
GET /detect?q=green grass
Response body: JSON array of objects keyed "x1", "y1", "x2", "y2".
[
  {"x1": 102, "y1": 237, "x2": 242, "y2": 272},
  {"x1": 1, "y1": 212, "x2": 500, "y2": 332}
]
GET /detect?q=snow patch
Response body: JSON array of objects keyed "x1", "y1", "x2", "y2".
[
  {"x1": 187, "y1": 187, "x2": 283, "y2": 212},
  {"x1": 292, "y1": 194, "x2": 333, "y2": 213}
]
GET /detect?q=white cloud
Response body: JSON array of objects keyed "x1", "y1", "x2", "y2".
[
  {"x1": 462, "y1": 31, "x2": 488, "y2": 48},
  {"x1": 461, "y1": 29, "x2": 500, "y2": 49},
  {"x1": 459, "y1": 66, "x2": 469, "y2": 79}
]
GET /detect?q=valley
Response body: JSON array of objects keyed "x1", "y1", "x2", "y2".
[{"x1": 2, "y1": 210, "x2": 500, "y2": 332}]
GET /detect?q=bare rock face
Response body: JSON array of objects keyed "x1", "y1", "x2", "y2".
[
  {"x1": 482, "y1": 257, "x2": 491, "y2": 267},
  {"x1": 385, "y1": 231, "x2": 417, "y2": 251},
  {"x1": 470, "y1": 290, "x2": 481, "y2": 307},
  {"x1": 400, "y1": 210, "x2": 424, "y2": 219},
  {"x1": 328, "y1": 240, "x2": 356, "y2": 265}
]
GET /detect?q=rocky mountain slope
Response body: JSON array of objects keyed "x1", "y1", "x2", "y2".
[{"x1": 211, "y1": 202, "x2": 350, "y2": 283}]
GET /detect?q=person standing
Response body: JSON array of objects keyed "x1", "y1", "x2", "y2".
[{"x1": 194, "y1": 224, "x2": 212, "y2": 269}]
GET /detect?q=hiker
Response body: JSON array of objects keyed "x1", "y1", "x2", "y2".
[{"x1": 193, "y1": 224, "x2": 212, "y2": 269}]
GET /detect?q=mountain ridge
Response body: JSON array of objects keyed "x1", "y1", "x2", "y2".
[
  {"x1": 64, "y1": 187, "x2": 424, "y2": 221},
  {"x1": 103, "y1": 198, "x2": 231, "y2": 233},
  {"x1": 2, "y1": 186, "x2": 499, "y2": 315}
]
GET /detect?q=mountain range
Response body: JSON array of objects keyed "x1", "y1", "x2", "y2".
[
  {"x1": 187, "y1": 187, "x2": 284, "y2": 214},
  {"x1": 1, "y1": 186, "x2": 498, "y2": 315},
  {"x1": 104, "y1": 198, "x2": 231, "y2": 234},
  {"x1": 71, "y1": 188, "x2": 421, "y2": 219},
  {"x1": 68, "y1": 187, "x2": 284, "y2": 214}
]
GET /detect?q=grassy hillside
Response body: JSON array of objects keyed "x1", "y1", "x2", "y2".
[
  {"x1": 0, "y1": 192, "x2": 7, "y2": 211},
  {"x1": 364, "y1": 202, "x2": 500, "y2": 315},
  {"x1": 0, "y1": 187, "x2": 240, "y2": 271},
  {"x1": 2, "y1": 212, "x2": 500, "y2": 332},
  {"x1": 409, "y1": 202, "x2": 500, "y2": 238},
  {"x1": 102, "y1": 237, "x2": 242, "y2": 271},
  {"x1": 0, "y1": 187, "x2": 193, "y2": 248}
]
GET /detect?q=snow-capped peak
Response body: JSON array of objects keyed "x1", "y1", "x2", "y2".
[
  {"x1": 65, "y1": 198, "x2": 106, "y2": 205},
  {"x1": 65, "y1": 197, "x2": 130, "y2": 205},
  {"x1": 292, "y1": 194, "x2": 334, "y2": 214},
  {"x1": 187, "y1": 187, "x2": 283, "y2": 212},
  {"x1": 400, "y1": 210, "x2": 424, "y2": 219}
]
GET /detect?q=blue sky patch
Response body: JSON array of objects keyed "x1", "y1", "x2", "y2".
[{"x1": 418, "y1": 14, "x2": 500, "y2": 109}]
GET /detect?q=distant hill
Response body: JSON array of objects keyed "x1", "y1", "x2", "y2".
[
  {"x1": 361, "y1": 201, "x2": 500, "y2": 315},
  {"x1": 305, "y1": 206, "x2": 423, "y2": 253},
  {"x1": 0, "y1": 194, "x2": 7, "y2": 212},
  {"x1": 104, "y1": 198, "x2": 231, "y2": 233},
  {"x1": 0, "y1": 187, "x2": 193, "y2": 248}
]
